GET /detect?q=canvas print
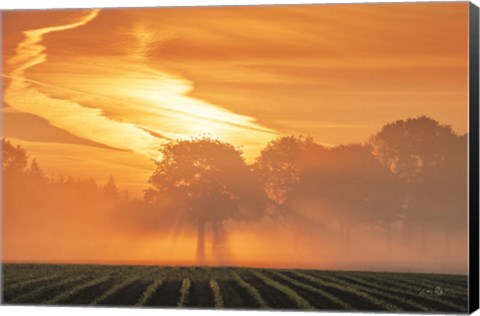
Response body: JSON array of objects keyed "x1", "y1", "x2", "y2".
[{"x1": 1, "y1": 1, "x2": 477, "y2": 313}]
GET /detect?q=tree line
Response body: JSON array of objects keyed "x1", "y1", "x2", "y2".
[
  {"x1": 136, "y1": 116, "x2": 468, "y2": 262},
  {"x1": 3, "y1": 138, "x2": 123, "y2": 247},
  {"x1": 2, "y1": 116, "x2": 468, "y2": 263}
]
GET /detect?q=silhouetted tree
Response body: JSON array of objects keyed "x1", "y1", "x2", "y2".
[
  {"x1": 406, "y1": 132, "x2": 467, "y2": 253},
  {"x1": 2, "y1": 138, "x2": 28, "y2": 176},
  {"x1": 321, "y1": 145, "x2": 374, "y2": 248},
  {"x1": 294, "y1": 144, "x2": 388, "y2": 249},
  {"x1": 3, "y1": 139, "x2": 30, "y2": 219},
  {"x1": 145, "y1": 137, "x2": 265, "y2": 263},
  {"x1": 358, "y1": 145, "x2": 406, "y2": 251},
  {"x1": 253, "y1": 136, "x2": 328, "y2": 251},
  {"x1": 369, "y1": 116, "x2": 467, "y2": 252},
  {"x1": 103, "y1": 175, "x2": 119, "y2": 198},
  {"x1": 369, "y1": 116, "x2": 458, "y2": 182},
  {"x1": 27, "y1": 159, "x2": 45, "y2": 181},
  {"x1": 254, "y1": 136, "x2": 318, "y2": 217}
]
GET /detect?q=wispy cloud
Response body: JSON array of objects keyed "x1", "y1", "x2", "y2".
[
  {"x1": 128, "y1": 23, "x2": 175, "y2": 63},
  {"x1": 5, "y1": 9, "x2": 163, "y2": 159},
  {"x1": 4, "y1": 11, "x2": 279, "y2": 161},
  {"x1": 124, "y1": 20, "x2": 279, "y2": 147}
]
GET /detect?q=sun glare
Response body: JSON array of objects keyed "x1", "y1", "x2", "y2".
[{"x1": 112, "y1": 74, "x2": 277, "y2": 159}]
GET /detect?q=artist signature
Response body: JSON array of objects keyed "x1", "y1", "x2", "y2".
[{"x1": 419, "y1": 286, "x2": 443, "y2": 297}]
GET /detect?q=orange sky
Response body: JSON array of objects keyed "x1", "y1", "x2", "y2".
[{"x1": 1, "y1": 2, "x2": 469, "y2": 196}]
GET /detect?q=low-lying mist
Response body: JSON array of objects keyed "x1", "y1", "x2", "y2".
[{"x1": 4, "y1": 199, "x2": 467, "y2": 274}]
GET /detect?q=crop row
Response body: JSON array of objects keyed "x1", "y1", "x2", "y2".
[{"x1": 2, "y1": 264, "x2": 468, "y2": 313}]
